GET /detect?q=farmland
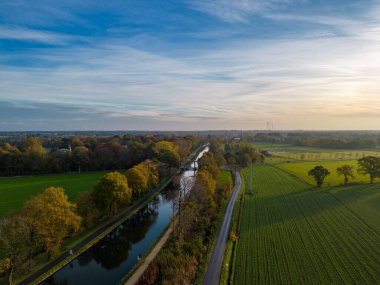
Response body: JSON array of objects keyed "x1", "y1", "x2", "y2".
[
  {"x1": 234, "y1": 164, "x2": 380, "y2": 284},
  {"x1": 253, "y1": 142, "x2": 380, "y2": 163},
  {"x1": 0, "y1": 171, "x2": 106, "y2": 217},
  {"x1": 277, "y1": 160, "x2": 380, "y2": 186}
]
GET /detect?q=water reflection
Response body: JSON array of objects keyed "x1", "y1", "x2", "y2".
[{"x1": 42, "y1": 146, "x2": 208, "y2": 285}]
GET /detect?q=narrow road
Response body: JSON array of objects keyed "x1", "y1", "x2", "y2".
[{"x1": 202, "y1": 171, "x2": 242, "y2": 285}]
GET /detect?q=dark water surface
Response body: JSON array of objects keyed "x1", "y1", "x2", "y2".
[{"x1": 42, "y1": 147, "x2": 208, "y2": 285}]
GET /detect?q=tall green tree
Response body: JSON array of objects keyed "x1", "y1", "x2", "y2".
[
  {"x1": 357, "y1": 156, "x2": 380, "y2": 184},
  {"x1": 92, "y1": 172, "x2": 132, "y2": 217},
  {"x1": 336, "y1": 165, "x2": 355, "y2": 185},
  {"x1": 308, "y1": 166, "x2": 330, "y2": 187}
]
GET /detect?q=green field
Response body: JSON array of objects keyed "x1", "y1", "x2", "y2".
[
  {"x1": 219, "y1": 169, "x2": 232, "y2": 184},
  {"x1": 234, "y1": 164, "x2": 380, "y2": 285},
  {"x1": 0, "y1": 172, "x2": 106, "y2": 217},
  {"x1": 253, "y1": 142, "x2": 380, "y2": 162},
  {"x1": 277, "y1": 160, "x2": 380, "y2": 186}
]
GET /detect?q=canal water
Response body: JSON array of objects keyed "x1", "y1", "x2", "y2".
[{"x1": 42, "y1": 146, "x2": 209, "y2": 285}]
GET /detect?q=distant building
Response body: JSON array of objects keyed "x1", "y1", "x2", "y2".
[{"x1": 58, "y1": 144, "x2": 72, "y2": 153}]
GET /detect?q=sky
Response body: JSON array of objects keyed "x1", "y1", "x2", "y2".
[{"x1": 1, "y1": 0, "x2": 380, "y2": 131}]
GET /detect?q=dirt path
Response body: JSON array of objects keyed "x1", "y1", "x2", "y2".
[{"x1": 124, "y1": 222, "x2": 175, "y2": 285}]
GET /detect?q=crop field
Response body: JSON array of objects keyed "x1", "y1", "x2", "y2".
[
  {"x1": 277, "y1": 160, "x2": 380, "y2": 186},
  {"x1": 0, "y1": 171, "x2": 106, "y2": 217},
  {"x1": 234, "y1": 164, "x2": 380, "y2": 285}
]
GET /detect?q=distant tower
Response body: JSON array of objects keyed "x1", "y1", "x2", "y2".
[{"x1": 69, "y1": 144, "x2": 72, "y2": 152}]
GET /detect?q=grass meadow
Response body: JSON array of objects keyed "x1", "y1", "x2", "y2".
[
  {"x1": 253, "y1": 142, "x2": 380, "y2": 163},
  {"x1": 0, "y1": 172, "x2": 106, "y2": 218},
  {"x1": 276, "y1": 160, "x2": 380, "y2": 186},
  {"x1": 234, "y1": 164, "x2": 380, "y2": 284}
]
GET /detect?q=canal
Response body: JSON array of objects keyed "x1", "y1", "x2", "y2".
[{"x1": 42, "y1": 146, "x2": 209, "y2": 285}]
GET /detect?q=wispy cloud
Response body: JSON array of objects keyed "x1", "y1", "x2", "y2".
[
  {"x1": 0, "y1": 26, "x2": 83, "y2": 45},
  {"x1": 189, "y1": 0, "x2": 295, "y2": 23}
]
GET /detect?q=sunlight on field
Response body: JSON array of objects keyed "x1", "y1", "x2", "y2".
[
  {"x1": 234, "y1": 164, "x2": 380, "y2": 284},
  {"x1": 276, "y1": 160, "x2": 380, "y2": 186}
]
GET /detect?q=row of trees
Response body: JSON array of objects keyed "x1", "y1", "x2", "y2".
[
  {"x1": 139, "y1": 146, "x2": 233, "y2": 284},
  {"x1": 308, "y1": 156, "x2": 380, "y2": 187},
  {"x1": 0, "y1": 135, "x2": 199, "y2": 177}
]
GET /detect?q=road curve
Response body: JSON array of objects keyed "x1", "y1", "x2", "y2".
[{"x1": 202, "y1": 171, "x2": 242, "y2": 285}]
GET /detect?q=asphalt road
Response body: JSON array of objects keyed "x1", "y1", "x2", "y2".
[{"x1": 202, "y1": 171, "x2": 242, "y2": 285}]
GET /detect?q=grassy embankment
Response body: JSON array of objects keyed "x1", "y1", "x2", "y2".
[{"x1": 233, "y1": 164, "x2": 380, "y2": 284}]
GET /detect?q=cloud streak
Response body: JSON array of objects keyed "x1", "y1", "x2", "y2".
[
  {"x1": 0, "y1": 26, "x2": 81, "y2": 45},
  {"x1": 189, "y1": 0, "x2": 296, "y2": 23}
]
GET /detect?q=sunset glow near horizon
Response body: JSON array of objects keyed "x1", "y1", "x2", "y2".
[{"x1": 1, "y1": 0, "x2": 380, "y2": 131}]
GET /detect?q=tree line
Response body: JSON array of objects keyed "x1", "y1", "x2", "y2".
[
  {"x1": 254, "y1": 132, "x2": 379, "y2": 150},
  {"x1": 0, "y1": 139, "x2": 195, "y2": 285},
  {"x1": 212, "y1": 138, "x2": 264, "y2": 168},
  {"x1": 0, "y1": 135, "x2": 201, "y2": 177}
]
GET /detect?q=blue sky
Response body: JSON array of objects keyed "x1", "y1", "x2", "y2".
[{"x1": 1, "y1": 0, "x2": 380, "y2": 131}]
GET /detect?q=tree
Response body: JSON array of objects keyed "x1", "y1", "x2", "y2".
[
  {"x1": 0, "y1": 213, "x2": 29, "y2": 285},
  {"x1": 76, "y1": 192, "x2": 100, "y2": 229},
  {"x1": 193, "y1": 170, "x2": 217, "y2": 211},
  {"x1": 198, "y1": 152, "x2": 220, "y2": 180},
  {"x1": 23, "y1": 137, "x2": 46, "y2": 173},
  {"x1": 153, "y1": 141, "x2": 180, "y2": 167},
  {"x1": 141, "y1": 160, "x2": 159, "y2": 188},
  {"x1": 126, "y1": 167, "x2": 148, "y2": 198},
  {"x1": 24, "y1": 137, "x2": 46, "y2": 157},
  {"x1": 308, "y1": 166, "x2": 330, "y2": 187},
  {"x1": 92, "y1": 172, "x2": 132, "y2": 217},
  {"x1": 22, "y1": 187, "x2": 81, "y2": 258},
  {"x1": 357, "y1": 156, "x2": 380, "y2": 184},
  {"x1": 336, "y1": 165, "x2": 355, "y2": 185},
  {"x1": 72, "y1": 146, "x2": 90, "y2": 173}
]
